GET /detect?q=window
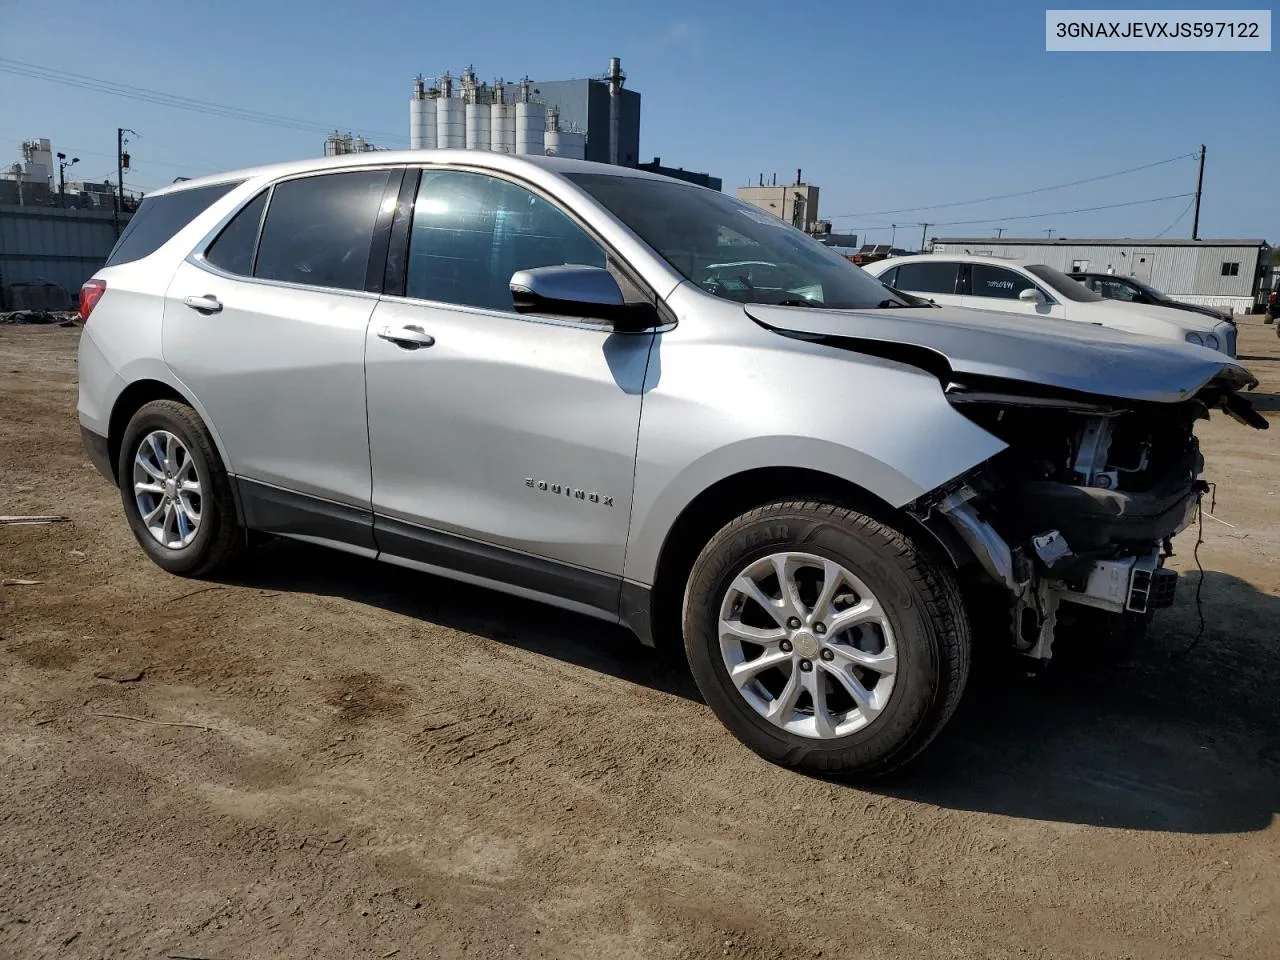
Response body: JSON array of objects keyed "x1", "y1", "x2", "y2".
[
  {"x1": 1071, "y1": 259, "x2": 1090, "y2": 273},
  {"x1": 894, "y1": 261, "x2": 960, "y2": 296},
  {"x1": 1097, "y1": 278, "x2": 1140, "y2": 301},
  {"x1": 253, "y1": 169, "x2": 392, "y2": 292},
  {"x1": 1221, "y1": 261, "x2": 1240, "y2": 277},
  {"x1": 969, "y1": 263, "x2": 1036, "y2": 300},
  {"x1": 405, "y1": 170, "x2": 606, "y2": 312},
  {"x1": 1025, "y1": 264, "x2": 1102, "y2": 302},
  {"x1": 106, "y1": 180, "x2": 242, "y2": 267},
  {"x1": 566, "y1": 172, "x2": 911, "y2": 309},
  {"x1": 204, "y1": 190, "x2": 267, "y2": 276},
  {"x1": 877, "y1": 265, "x2": 899, "y2": 287}
]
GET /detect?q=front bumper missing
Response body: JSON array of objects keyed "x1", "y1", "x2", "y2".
[{"x1": 936, "y1": 492, "x2": 1180, "y2": 659}]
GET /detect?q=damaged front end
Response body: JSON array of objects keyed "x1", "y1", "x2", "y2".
[{"x1": 910, "y1": 375, "x2": 1267, "y2": 660}]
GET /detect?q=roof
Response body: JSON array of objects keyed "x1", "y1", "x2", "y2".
[
  {"x1": 146, "y1": 150, "x2": 685, "y2": 198},
  {"x1": 934, "y1": 237, "x2": 1269, "y2": 248}
]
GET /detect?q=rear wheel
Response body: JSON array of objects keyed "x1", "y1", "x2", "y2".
[
  {"x1": 682, "y1": 499, "x2": 971, "y2": 778},
  {"x1": 117, "y1": 399, "x2": 242, "y2": 577}
]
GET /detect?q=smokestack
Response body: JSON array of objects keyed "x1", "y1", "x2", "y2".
[
  {"x1": 772, "y1": 173, "x2": 776, "y2": 186},
  {"x1": 606, "y1": 56, "x2": 625, "y2": 165},
  {"x1": 796, "y1": 168, "x2": 802, "y2": 185}
]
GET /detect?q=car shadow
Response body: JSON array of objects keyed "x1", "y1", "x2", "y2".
[
  {"x1": 220, "y1": 537, "x2": 701, "y2": 703},
  {"x1": 871, "y1": 570, "x2": 1280, "y2": 834},
  {"x1": 220, "y1": 544, "x2": 1279, "y2": 834}
]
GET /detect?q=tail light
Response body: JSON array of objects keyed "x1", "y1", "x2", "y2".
[
  {"x1": 78, "y1": 279, "x2": 106, "y2": 323},
  {"x1": 1270, "y1": 291, "x2": 1277, "y2": 304}
]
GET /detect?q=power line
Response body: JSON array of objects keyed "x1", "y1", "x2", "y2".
[
  {"x1": 826, "y1": 152, "x2": 1198, "y2": 219},
  {"x1": 923, "y1": 192, "x2": 1194, "y2": 229},
  {"x1": 0, "y1": 58, "x2": 407, "y2": 144},
  {"x1": 1154, "y1": 197, "x2": 1197, "y2": 239}
]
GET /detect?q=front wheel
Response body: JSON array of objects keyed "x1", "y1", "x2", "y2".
[{"x1": 682, "y1": 499, "x2": 971, "y2": 778}]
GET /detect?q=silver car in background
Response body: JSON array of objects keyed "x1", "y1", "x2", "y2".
[{"x1": 75, "y1": 152, "x2": 1267, "y2": 777}]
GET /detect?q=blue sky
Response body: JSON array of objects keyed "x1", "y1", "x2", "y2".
[{"x1": 2, "y1": 0, "x2": 1275, "y2": 242}]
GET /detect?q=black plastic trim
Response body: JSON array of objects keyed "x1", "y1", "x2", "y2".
[
  {"x1": 365, "y1": 167, "x2": 406, "y2": 294},
  {"x1": 375, "y1": 515, "x2": 621, "y2": 619},
  {"x1": 81, "y1": 426, "x2": 114, "y2": 482},
  {"x1": 382, "y1": 167, "x2": 420, "y2": 298},
  {"x1": 619, "y1": 580, "x2": 655, "y2": 648},
  {"x1": 238, "y1": 478, "x2": 375, "y2": 550}
]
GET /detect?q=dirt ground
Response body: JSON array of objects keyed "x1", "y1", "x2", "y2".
[{"x1": 2, "y1": 319, "x2": 1278, "y2": 960}]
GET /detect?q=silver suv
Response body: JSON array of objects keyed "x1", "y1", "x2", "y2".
[{"x1": 76, "y1": 152, "x2": 1266, "y2": 777}]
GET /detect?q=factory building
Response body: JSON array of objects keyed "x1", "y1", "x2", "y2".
[
  {"x1": 634, "y1": 157, "x2": 721, "y2": 191},
  {"x1": 737, "y1": 171, "x2": 821, "y2": 233},
  {"x1": 408, "y1": 58, "x2": 639, "y2": 165},
  {"x1": 323, "y1": 132, "x2": 384, "y2": 156},
  {"x1": 931, "y1": 237, "x2": 1274, "y2": 315}
]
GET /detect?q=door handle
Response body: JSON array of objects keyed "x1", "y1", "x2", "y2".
[
  {"x1": 377, "y1": 324, "x2": 435, "y2": 349},
  {"x1": 182, "y1": 294, "x2": 223, "y2": 314}
]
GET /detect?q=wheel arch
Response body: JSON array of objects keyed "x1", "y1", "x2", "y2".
[
  {"x1": 639, "y1": 465, "x2": 968, "y2": 652},
  {"x1": 106, "y1": 375, "x2": 243, "y2": 524}
]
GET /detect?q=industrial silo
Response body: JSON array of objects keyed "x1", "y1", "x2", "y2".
[
  {"x1": 490, "y1": 81, "x2": 515, "y2": 153},
  {"x1": 554, "y1": 130, "x2": 586, "y2": 160},
  {"x1": 409, "y1": 76, "x2": 438, "y2": 150},
  {"x1": 435, "y1": 72, "x2": 465, "y2": 149},
  {"x1": 514, "y1": 78, "x2": 545, "y2": 156},
  {"x1": 465, "y1": 91, "x2": 491, "y2": 151}
]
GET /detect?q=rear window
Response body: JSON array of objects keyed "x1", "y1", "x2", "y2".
[
  {"x1": 895, "y1": 261, "x2": 959, "y2": 295},
  {"x1": 204, "y1": 190, "x2": 268, "y2": 277},
  {"x1": 105, "y1": 180, "x2": 242, "y2": 267},
  {"x1": 252, "y1": 169, "x2": 391, "y2": 293}
]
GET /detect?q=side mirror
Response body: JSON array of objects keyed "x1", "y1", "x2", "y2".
[
  {"x1": 510, "y1": 264, "x2": 658, "y2": 332},
  {"x1": 1018, "y1": 287, "x2": 1047, "y2": 304}
]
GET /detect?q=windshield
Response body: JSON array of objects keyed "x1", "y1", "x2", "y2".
[
  {"x1": 1127, "y1": 277, "x2": 1171, "y2": 301},
  {"x1": 1025, "y1": 263, "x2": 1104, "y2": 303},
  {"x1": 565, "y1": 173, "x2": 909, "y2": 309}
]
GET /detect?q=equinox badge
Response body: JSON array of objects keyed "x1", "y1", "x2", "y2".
[{"x1": 526, "y1": 478, "x2": 614, "y2": 507}]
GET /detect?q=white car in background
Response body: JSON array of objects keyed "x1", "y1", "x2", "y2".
[{"x1": 867, "y1": 254, "x2": 1237, "y2": 357}]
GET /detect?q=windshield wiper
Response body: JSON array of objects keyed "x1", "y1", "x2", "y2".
[{"x1": 875, "y1": 298, "x2": 912, "y2": 308}]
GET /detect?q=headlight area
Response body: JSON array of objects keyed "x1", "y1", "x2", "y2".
[{"x1": 909, "y1": 385, "x2": 1209, "y2": 662}]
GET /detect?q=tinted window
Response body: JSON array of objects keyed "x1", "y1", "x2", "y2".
[
  {"x1": 406, "y1": 170, "x2": 606, "y2": 312},
  {"x1": 1025, "y1": 264, "x2": 1103, "y2": 302},
  {"x1": 877, "y1": 265, "x2": 899, "y2": 286},
  {"x1": 254, "y1": 169, "x2": 391, "y2": 292},
  {"x1": 566, "y1": 173, "x2": 909, "y2": 310},
  {"x1": 969, "y1": 264, "x2": 1036, "y2": 300},
  {"x1": 1096, "y1": 278, "x2": 1140, "y2": 301},
  {"x1": 204, "y1": 190, "x2": 267, "y2": 276},
  {"x1": 894, "y1": 261, "x2": 959, "y2": 295},
  {"x1": 105, "y1": 180, "x2": 241, "y2": 267}
]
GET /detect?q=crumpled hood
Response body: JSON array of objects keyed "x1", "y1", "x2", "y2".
[{"x1": 744, "y1": 302, "x2": 1258, "y2": 404}]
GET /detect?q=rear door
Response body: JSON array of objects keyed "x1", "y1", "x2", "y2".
[
  {"x1": 890, "y1": 260, "x2": 963, "y2": 306},
  {"x1": 163, "y1": 166, "x2": 401, "y2": 546},
  {"x1": 960, "y1": 262, "x2": 1067, "y2": 320}
]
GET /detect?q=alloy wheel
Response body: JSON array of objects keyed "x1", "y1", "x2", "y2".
[
  {"x1": 718, "y1": 552, "x2": 898, "y2": 739},
  {"x1": 132, "y1": 430, "x2": 202, "y2": 549}
]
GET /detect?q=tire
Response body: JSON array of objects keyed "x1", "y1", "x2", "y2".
[
  {"x1": 117, "y1": 399, "x2": 243, "y2": 577},
  {"x1": 682, "y1": 499, "x2": 971, "y2": 779}
]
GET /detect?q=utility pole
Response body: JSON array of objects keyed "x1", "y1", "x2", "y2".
[
  {"x1": 995, "y1": 227, "x2": 1005, "y2": 239},
  {"x1": 918, "y1": 222, "x2": 930, "y2": 252},
  {"x1": 115, "y1": 127, "x2": 136, "y2": 238},
  {"x1": 1191, "y1": 143, "x2": 1205, "y2": 240},
  {"x1": 890, "y1": 223, "x2": 897, "y2": 247},
  {"x1": 1045, "y1": 228, "x2": 1055, "y2": 239}
]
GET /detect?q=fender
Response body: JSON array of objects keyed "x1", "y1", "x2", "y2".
[{"x1": 620, "y1": 293, "x2": 1009, "y2": 585}]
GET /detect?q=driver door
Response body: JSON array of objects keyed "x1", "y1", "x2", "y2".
[{"x1": 364, "y1": 168, "x2": 655, "y2": 598}]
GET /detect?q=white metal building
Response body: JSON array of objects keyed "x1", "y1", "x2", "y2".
[{"x1": 930, "y1": 237, "x2": 1273, "y2": 315}]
